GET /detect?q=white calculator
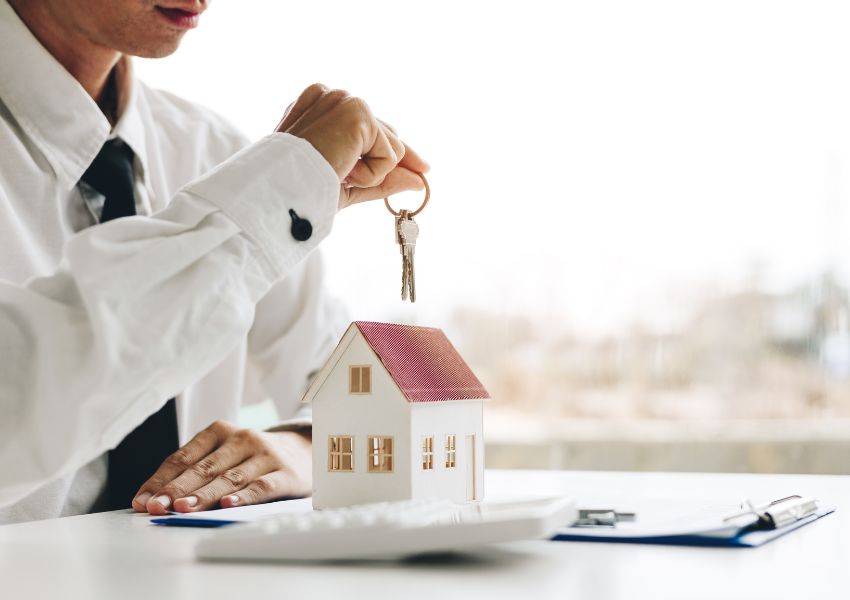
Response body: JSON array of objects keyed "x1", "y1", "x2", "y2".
[{"x1": 195, "y1": 496, "x2": 576, "y2": 562}]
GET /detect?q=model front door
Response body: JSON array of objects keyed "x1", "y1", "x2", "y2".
[{"x1": 465, "y1": 434, "x2": 476, "y2": 501}]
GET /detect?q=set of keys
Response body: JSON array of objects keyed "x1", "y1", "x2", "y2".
[{"x1": 384, "y1": 173, "x2": 429, "y2": 303}]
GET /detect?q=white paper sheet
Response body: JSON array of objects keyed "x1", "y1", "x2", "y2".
[{"x1": 156, "y1": 497, "x2": 313, "y2": 523}]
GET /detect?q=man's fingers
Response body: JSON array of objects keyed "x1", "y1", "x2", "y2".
[
  {"x1": 345, "y1": 122, "x2": 406, "y2": 189},
  {"x1": 377, "y1": 118, "x2": 428, "y2": 174},
  {"x1": 376, "y1": 119, "x2": 429, "y2": 175},
  {"x1": 149, "y1": 439, "x2": 252, "y2": 514},
  {"x1": 172, "y1": 455, "x2": 276, "y2": 512},
  {"x1": 222, "y1": 470, "x2": 298, "y2": 508},
  {"x1": 345, "y1": 166, "x2": 425, "y2": 206},
  {"x1": 398, "y1": 143, "x2": 429, "y2": 174},
  {"x1": 383, "y1": 123, "x2": 406, "y2": 167},
  {"x1": 377, "y1": 121, "x2": 406, "y2": 165},
  {"x1": 131, "y1": 419, "x2": 234, "y2": 513},
  {"x1": 345, "y1": 126, "x2": 400, "y2": 189},
  {"x1": 275, "y1": 83, "x2": 328, "y2": 132},
  {"x1": 377, "y1": 118, "x2": 397, "y2": 136},
  {"x1": 131, "y1": 430, "x2": 217, "y2": 512},
  {"x1": 279, "y1": 86, "x2": 353, "y2": 137}
]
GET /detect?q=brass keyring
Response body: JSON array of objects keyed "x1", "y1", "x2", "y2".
[{"x1": 384, "y1": 172, "x2": 430, "y2": 217}]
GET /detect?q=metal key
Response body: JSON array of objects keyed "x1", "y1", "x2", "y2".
[
  {"x1": 399, "y1": 215, "x2": 419, "y2": 302},
  {"x1": 385, "y1": 173, "x2": 429, "y2": 303},
  {"x1": 395, "y1": 212, "x2": 410, "y2": 300}
]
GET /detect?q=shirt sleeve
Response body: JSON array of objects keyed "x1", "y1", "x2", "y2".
[
  {"x1": 0, "y1": 132, "x2": 338, "y2": 509},
  {"x1": 244, "y1": 250, "x2": 350, "y2": 433}
]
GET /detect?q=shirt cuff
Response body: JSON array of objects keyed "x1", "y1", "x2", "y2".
[
  {"x1": 266, "y1": 405, "x2": 313, "y2": 434},
  {"x1": 181, "y1": 133, "x2": 339, "y2": 280}
]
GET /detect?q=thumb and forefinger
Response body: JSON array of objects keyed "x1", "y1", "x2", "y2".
[{"x1": 343, "y1": 166, "x2": 425, "y2": 207}]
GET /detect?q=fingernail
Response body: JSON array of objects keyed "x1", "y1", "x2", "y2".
[
  {"x1": 227, "y1": 495, "x2": 240, "y2": 505},
  {"x1": 153, "y1": 495, "x2": 171, "y2": 509},
  {"x1": 134, "y1": 492, "x2": 151, "y2": 507},
  {"x1": 181, "y1": 496, "x2": 198, "y2": 508}
]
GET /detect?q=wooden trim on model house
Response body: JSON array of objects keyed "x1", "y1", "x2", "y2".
[
  {"x1": 328, "y1": 435, "x2": 354, "y2": 472},
  {"x1": 348, "y1": 365, "x2": 372, "y2": 394},
  {"x1": 367, "y1": 436, "x2": 394, "y2": 473},
  {"x1": 445, "y1": 435, "x2": 457, "y2": 469},
  {"x1": 422, "y1": 436, "x2": 434, "y2": 470}
]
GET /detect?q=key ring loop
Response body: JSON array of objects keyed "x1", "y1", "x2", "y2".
[{"x1": 384, "y1": 172, "x2": 430, "y2": 217}]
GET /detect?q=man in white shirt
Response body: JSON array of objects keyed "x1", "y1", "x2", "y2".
[{"x1": 0, "y1": 0, "x2": 428, "y2": 523}]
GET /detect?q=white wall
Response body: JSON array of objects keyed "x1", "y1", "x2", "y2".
[
  {"x1": 410, "y1": 400, "x2": 484, "y2": 503},
  {"x1": 311, "y1": 332, "x2": 412, "y2": 509}
]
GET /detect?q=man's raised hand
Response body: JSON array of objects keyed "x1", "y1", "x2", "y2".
[{"x1": 276, "y1": 83, "x2": 430, "y2": 209}]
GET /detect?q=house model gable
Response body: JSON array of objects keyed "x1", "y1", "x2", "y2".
[
  {"x1": 302, "y1": 321, "x2": 491, "y2": 406},
  {"x1": 305, "y1": 322, "x2": 489, "y2": 509}
]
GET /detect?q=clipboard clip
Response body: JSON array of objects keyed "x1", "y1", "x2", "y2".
[
  {"x1": 575, "y1": 509, "x2": 637, "y2": 527},
  {"x1": 723, "y1": 495, "x2": 818, "y2": 529}
]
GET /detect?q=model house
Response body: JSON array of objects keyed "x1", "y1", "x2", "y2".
[{"x1": 303, "y1": 321, "x2": 490, "y2": 509}]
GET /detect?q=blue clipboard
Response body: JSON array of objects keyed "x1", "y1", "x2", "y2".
[
  {"x1": 150, "y1": 517, "x2": 237, "y2": 528},
  {"x1": 553, "y1": 505, "x2": 834, "y2": 548}
]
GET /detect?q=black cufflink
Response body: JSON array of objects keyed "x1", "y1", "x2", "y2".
[{"x1": 289, "y1": 209, "x2": 312, "y2": 242}]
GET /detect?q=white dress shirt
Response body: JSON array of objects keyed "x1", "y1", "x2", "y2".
[{"x1": 0, "y1": 0, "x2": 348, "y2": 523}]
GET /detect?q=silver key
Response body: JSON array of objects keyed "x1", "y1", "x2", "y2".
[
  {"x1": 384, "y1": 173, "x2": 430, "y2": 303},
  {"x1": 395, "y1": 214, "x2": 409, "y2": 300},
  {"x1": 399, "y1": 216, "x2": 419, "y2": 302}
]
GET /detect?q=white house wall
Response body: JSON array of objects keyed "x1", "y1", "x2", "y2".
[
  {"x1": 311, "y1": 331, "x2": 412, "y2": 509},
  {"x1": 410, "y1": 400, "x2": 484, "y2": 503}
]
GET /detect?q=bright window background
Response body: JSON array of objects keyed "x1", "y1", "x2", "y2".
[{"x1": 138, "y1": 1, "x2": 850, "y2": 473}]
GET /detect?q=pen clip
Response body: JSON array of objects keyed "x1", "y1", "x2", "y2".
[
  {"x1": 723, "y1": 495, "x2": 818, "y2": 529},
  {"x1": 762, "y1": 496, "x2": 818, "y2": 528}
]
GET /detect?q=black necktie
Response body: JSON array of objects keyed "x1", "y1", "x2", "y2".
[{"x1": 81, "y1": 139, "x2": 180, "y2": 510}]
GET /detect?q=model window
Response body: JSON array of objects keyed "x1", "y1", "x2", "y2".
[
  {"x1": 328, "y1": 435, "x2": 354, "y2": 471},
  {"x1": 368, "y1": 436, "x2": 393, "y2": 472},
  {"x1": 349, "y1": 365, "x2": 372, "y2": 394},
  {"x1": 445, "y1": 435, "x2": 457, "y2": 469},
  {"x1": 422, "y1": 436, "x2": 434, "y2": 470}
]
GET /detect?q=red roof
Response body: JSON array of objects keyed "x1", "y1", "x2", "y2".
[{"x1": 355, "y1": 321, "x2": 491, "y2": 403}]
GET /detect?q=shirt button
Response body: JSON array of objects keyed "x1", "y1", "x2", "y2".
[{"x1": 288, "y1": 209, "x2": 312, "y2": 242}]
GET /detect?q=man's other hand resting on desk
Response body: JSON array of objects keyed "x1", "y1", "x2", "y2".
[{"x1": 133, "y1": 421, "x2": 311, "y2": 515}]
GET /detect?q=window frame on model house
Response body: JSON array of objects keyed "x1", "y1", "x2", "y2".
[
  {"x1": 328, "y1": 435, "x2": 354, "y2": 472},
  {"x1": 349, "y1": 365, "x2": 372, "y2": 394},
  {"x1": 445, "y1": 434, "x2": 457, "y2": 469},
  {"x1": 367, "y1": 436, "x2": 394, "y2": 473},
  {"x1": 422, "y1": 436, "x2": 435, "y2": 470}
]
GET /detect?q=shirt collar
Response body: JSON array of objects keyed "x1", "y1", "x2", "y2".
[
  {"x1": 0, "y1": 1, "x2": 149, "y2": 191},
  {"x1": 111, "y1": 57, "x2": 150, "y2": 189}
]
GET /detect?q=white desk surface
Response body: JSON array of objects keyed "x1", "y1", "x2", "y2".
[{"x1": 1, "y1": 469, "x2": 847, "y2": 600}]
